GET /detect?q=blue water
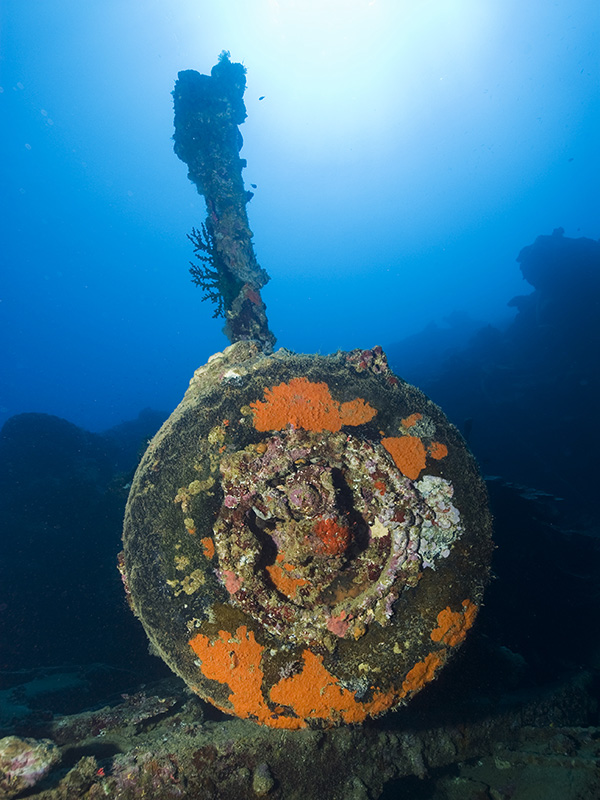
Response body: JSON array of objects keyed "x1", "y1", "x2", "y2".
[{"x1": 1, "y1": 0, "x2": 598, "y2": 433}]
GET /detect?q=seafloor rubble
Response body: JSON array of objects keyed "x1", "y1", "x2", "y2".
[{"x1": 0, "y1": 660, "x2": 597, "y2": 799}]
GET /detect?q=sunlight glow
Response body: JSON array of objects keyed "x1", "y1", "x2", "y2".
[{"x1": 184, "y1": 1, "x2": 495, "y2": 158}]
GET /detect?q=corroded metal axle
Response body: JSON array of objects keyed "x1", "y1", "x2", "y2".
[{"x1": 173, "y1": 52, "x2": 275, "y2": 351}]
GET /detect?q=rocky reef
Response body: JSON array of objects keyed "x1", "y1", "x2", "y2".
[
  {"x1": 386, "y1": 229, "x2": 600, "y2": 525},
  {"x1": 0, "y1": 736, "x2": 60, "y2": 798}
]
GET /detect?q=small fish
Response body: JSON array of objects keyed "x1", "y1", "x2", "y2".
[
  {"x1": 258, "y1": 95, "x2": 265, "y2": 100},
  {"x1": 251, "y1": 183, "x2": 257, "y2": 189}
]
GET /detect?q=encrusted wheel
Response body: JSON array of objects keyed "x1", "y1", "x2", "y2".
[{"x1": 121, "y1": 341, "x2": 492, "y2": 729}]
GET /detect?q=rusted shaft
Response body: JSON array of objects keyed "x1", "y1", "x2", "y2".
[{"x1": 173, "y1": 53, "x2": 275, "y2": 351}]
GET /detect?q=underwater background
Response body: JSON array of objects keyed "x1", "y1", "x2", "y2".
[
  {"x1": 1, "y1": 2, "x2": 599, "y2": 799},
  {"x1": 1, "y1": 0, "x2": 598, "y2": 431}
]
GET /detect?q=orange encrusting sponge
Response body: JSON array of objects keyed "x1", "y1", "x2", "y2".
[
  {"x1": 188, "y1": 600, "x2": 476, "y2": 729},
  {"x1": 250, "y1": 377, "x2": 377, "y2": 432},
  {"x1": 430, "y1": 599, "x2": 478, "y2": 648}
]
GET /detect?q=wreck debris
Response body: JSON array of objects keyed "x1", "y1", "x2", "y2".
[
  {"x1": 122, "y1": 343, "x2": 493, "y2": 728},
  {"x1": 173, "y1": 52, "x2": 275, "y2": 351}
]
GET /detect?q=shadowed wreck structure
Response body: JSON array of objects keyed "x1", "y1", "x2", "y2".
[
  {"x1": 172, "y1": 52, "x2": 275, "y2": 351},
  {"x1": 122, "y1": 52, "x2": 493, "y2": 731},
  {"x1": 2, "y1": 55, "x2": 598, "y2": 800}
]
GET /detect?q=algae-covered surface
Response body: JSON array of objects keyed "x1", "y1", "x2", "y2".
[{"x1": 122, "y1": 342, "x2": 492, "y2": 729}]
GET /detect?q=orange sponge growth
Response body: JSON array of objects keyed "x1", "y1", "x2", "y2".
[
  {"x1": 381, "y1": 435, "x2": 427, "y2": 480},
  {"x1": 189, "y1": 627, "x2": 400, "y2": 728},
  {"x1": 429, "y1": 441, "x2": 448, "y2": 460},
  {"x1": 401, "y1": 413, "x2": 423, "y2": 428},
  {"x1": 381, "y1": 434, "x2": 449, "y2": 480},
  {"x1": 189, "y1": 626, "x2": 271, "y2": 722},
  {"x1": 430, "y1": 599, "x2": 478, "y2": 648},
  {"x1": 313, "y1": 518, "x2": 351, "y2": 556},
  {"x1": 187, "y1": 610, "x2": 477, "y2": 728},
  {"x1": 270, "y1": 649, "x2": 396, "y2": 725},
  {"x1": 250, "y1": 377, "x2": 377, "y2": 432},
  {"x1": 401, "y1": 652, "x2": 444, "y2": 695},
  {"x1": 201, "y1": 537, "x2": 215, "y2": 559},
  {"x1": 266, "y1": 561, "x2": 308, "y2": 599}
]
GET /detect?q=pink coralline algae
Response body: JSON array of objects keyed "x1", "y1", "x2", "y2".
[
  {"x1": 213, "y1": 427, "x2": 463, "y2": 645},
  {"x1": 346, "y1": 345, "x2": 391, "y2": 375},
  {"x1": 0, "y1": 735, "x2": 61, "y2": 798}
]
